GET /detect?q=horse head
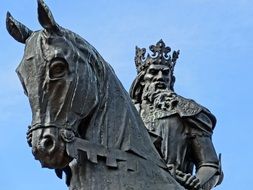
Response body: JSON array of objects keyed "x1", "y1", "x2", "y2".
[{"x1": 6, "y1": 0, "x2": 100, "y2": 169}]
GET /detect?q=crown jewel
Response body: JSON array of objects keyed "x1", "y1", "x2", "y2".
[{"x1": 135, "y1": 40, "x2": 180, "y2": 73}]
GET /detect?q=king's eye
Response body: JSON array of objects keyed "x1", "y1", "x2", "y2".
[
  {"x1": 148, "y1": 68, "x2": 158, "y2": 75},
  {"x1": 49, "y1": 58, "x2": 68, "y2": 79},
  {"x1": 162, "y1": 69, "x2": 170, "y2": 75}
]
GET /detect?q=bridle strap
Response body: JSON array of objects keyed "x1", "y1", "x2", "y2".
[
  {"x1": 28, "y1": 124, "x2": 77, "y2": 143},
  {"x1": 28, "y1": 124, "x2": 75, "y2": 133}
]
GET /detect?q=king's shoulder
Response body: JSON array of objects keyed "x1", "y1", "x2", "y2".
[{"x1": 174, "y1": 94, "x2": 216, "y2": 130}]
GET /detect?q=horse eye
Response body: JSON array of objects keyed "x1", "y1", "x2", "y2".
[{"x1": 49, "y1": 58, "x2": 68, "y2": 79}]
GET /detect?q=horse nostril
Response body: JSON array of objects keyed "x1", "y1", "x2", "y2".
[
  {"x1": 41, "y1": 136, "x2": 55, "y2": 151},
  {"x1": 45, "y1": 138, "x2": 53, "y2": 149}
]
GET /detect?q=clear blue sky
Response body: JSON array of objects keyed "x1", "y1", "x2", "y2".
[{"x1": 1, "y1": 0, "x2": 252, "y2": 189}]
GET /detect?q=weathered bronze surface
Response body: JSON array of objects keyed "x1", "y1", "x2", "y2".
[
  {"x1": 6, "y1": 0, "x2": 185, "y2": 189},
  {"x1": 130, "y1": 40, "x2": 223, "y2": 189}
]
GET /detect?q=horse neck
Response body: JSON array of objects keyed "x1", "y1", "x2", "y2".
[
  {"x1": 83, "y1": 65, "x2": 138, "y2": 149},
  {"x1": 75, "y1": 61, "x2": 166, "y2": 175}
]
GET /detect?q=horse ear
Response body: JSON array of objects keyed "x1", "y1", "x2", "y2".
[
  {"x1": 6, "y1": 12, "x2": 33, "y2": 44},
  {"x1": 37, "y1": 0, "x2": 60, "y2": 33}
]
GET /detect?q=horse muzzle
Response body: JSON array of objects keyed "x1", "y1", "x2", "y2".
[{"x1": 30, "y1": 126, "x2": 72, "y2": 169}]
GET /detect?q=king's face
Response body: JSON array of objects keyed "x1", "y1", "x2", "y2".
[{"x1": 143, "y1": 64, "x2": 172, "y2": 90}]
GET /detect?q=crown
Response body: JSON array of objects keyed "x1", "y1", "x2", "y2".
[{"x1": 135, "y1": 39, "x2": 180, "y2": 73}]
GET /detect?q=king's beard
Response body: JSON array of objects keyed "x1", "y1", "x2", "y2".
[
  {"x1": 141, "y1": 82, "x2": 177, "y2": 113},
  {"x1": 142, "y1": 82, "x2": 169, "y2": 104}
]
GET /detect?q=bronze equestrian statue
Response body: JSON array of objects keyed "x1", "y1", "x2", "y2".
[
  {"x1": 130, "y1": 40, "x2": 223, "y2": 189},
  {"x1": 6, "y1": 0, "x2": 185, "y2": 189}
]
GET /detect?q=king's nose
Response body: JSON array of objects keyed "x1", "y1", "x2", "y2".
[{"x1": 154, "y1": 71, "x2": 165, "y2": 81}]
